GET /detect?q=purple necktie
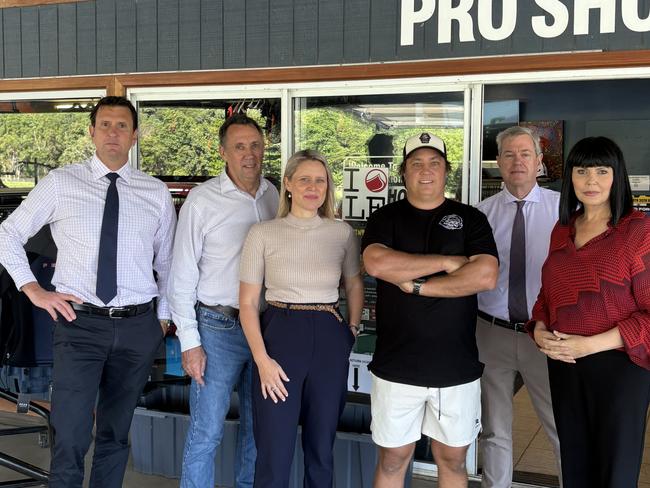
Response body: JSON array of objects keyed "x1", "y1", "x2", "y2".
[{"x1": 508, "y1": 200, "x2": 527, "y2": 323}]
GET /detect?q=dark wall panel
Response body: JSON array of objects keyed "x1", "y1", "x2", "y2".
[
  {"x1": 21, "y1": 7, "x2": 39, "y2": 78},
  {"x1": 58, "y1": 3, "x2": 76, "y2": 75},
  {"x1": 136, "y1": 0, "x2": 157, "y2": 72},
  {"x1": 6, "y1": 0, "x2": 650, "y2": 79},
  {"x1": 269, "y1": 0, "x2": 292, "y2": 67},
  {"x1": 96, "y1": 0, "x2": 116, "y2": 74},
  {"x1": 370, "y1": 0, "x2": 396, "y2": 61},
  {"x1": 158, "y1": 0, "x2": 179, "y2": 71},
  {"x1": 223, "y1": 0, "x2": 245, "y2": 68},
  {"x1": 39, "y1": 5, "x2": 58, "y2": 76},
  {"x1": 179, "y1": 0, "x2": 200, "y2": 70},
  {"x1": 4, "y1": 8, "x2": 22, "y2": 78},
  {"x1": 294, "y1": 0, "x2": 318, "y2": 66},
  {"x1": 343, "y1": 0, "x2": 369, "y2": 63},
  {"x1": 115, "y1": 0, "x2": 136, "y2": 73},
  {"x1": 76, "y1": 1, "x2": 96, "y2": 74},
  {"x1": 200, "y1": 0, "x2": 223, "y2": 70},
  {"x1": 318, "y1": 0, "x2": 343, "y2": 65},
  {"x1": 246, "y1": 0, "x2": 269, "y2": 67},
  {"x1": 0, "y1": 11, "x2": 4, "y2": 78}
]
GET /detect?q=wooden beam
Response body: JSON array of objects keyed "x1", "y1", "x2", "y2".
[
  {"x1": 0, "y1": 49, "x2": 650, "y2": 95},
  {"x1": 115, "y1": 50, "x2": 650, "y2": 88},
  {"x1": 0, "y1": 0, "x2": 83, "y2": 8},
  {"x1": 0, "y1": 75, "x2": 111, "y2": 94}
]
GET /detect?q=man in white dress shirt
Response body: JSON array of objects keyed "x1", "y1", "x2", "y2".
[
  {"x1": 476, "y1": 126, "x2": 561, "y2": 487},
  {"x1": 0, "y1": 96, "x2": 176, "y2": 488},
  {"x1": 168, "y1": 114, "x2": 279, "y2": 488}
]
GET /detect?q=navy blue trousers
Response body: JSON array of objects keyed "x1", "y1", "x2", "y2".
[
  {"x1": 49, "y1": 308, "x2": 163, "y2": 488},
  {"x1": 252, "y1": 306, "x2": 355, "y2": 488}
]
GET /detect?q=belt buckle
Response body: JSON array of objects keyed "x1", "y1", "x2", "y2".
[
  {"x1": 108, "y1": 307, "x2": 128, "y2": 319},
  {"x1": 513, "y1": 322, "x2": 526, "y2": 333}
]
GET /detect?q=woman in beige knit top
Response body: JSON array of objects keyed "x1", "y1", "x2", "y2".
[{"x1": 239, "y1": 149, "x2": 364, "y2": 488}]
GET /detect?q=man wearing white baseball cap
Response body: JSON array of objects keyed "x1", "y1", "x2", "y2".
[{"x1": 362, "y1": 132, "x2": 499, "y2": 487}]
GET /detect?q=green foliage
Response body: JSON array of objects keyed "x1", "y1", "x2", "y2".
[
  {"x1": 138, "y1": 107, "x2": 282, "y2": 181},
  {"x1": 0, "y1": 105, "x2": 463, "y2": 199},
  {"x1": 0, "y1": 113, "x2": 94, "y2": 182},
  {"x1": 296, "y1": 108, "x2": 465, "y2": 198}
]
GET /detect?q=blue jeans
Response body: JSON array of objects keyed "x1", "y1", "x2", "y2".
[{"x1": 180, "y1": 307, "x2": 256, "y2": 488}]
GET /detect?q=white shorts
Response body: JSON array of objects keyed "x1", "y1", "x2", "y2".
[{"x1": 370, "y1": 373, "x2": 481, "y2": 448}]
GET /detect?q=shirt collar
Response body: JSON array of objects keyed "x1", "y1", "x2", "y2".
[
  {"x1": 502, "y1": 183, "x2": 541, "y2": 205},
  {"x1": 219, "y1": 170, "x2": 269, "y2": 199},
  {"x1": 89, "y1": 153, "x2": 133, "y2": 184}
]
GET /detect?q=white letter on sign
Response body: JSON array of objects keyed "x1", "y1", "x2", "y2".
[
  {"x1": 532, "y1": 0, "x2": 569, "y2": 38},
  {"x1": 400, "y1": 0, "x2": 436, "y2": 46},
  {"x1": 478, "y1": 0, "x2": 517, "y2": 41},
  {"x1": 438, "y1": 0, "x2": 475, "y2": 43},
  {"x1": 574, "y1": 0, "x2": 616, "y2": 35},
  {"x1": 622, "y1": 0, "x2": 650, "y2": 32}
]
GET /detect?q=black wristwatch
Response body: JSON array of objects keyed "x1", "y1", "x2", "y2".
[{"x1": 412, "y1": 278, "x2": 426, "y2": 296}]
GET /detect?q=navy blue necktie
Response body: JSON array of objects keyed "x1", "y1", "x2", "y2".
[{"x1": 96, "y1": 173, "x2": 120, "y2": 304}]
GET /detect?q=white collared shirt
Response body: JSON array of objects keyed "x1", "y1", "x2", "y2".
[
  {"x1": 476, "y1": 184, "x2": 559, "y2": 321},
  {"x1": 168, "y1": 171, "x2": 279, "y2": 352},
  {"x1": 0, "y1": 154, "x2": 177, "y2": 318}
]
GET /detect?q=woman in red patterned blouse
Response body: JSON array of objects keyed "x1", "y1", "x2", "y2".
[{"x1": 530, "y1": 136, "x2": 650, "y2": 488}]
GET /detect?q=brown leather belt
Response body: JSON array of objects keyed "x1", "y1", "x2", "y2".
[
  {"x1": 267, "y1": 301, "x2": 343, "y2": 323},
  {"x1": 71, "y1": 301, "x2": 153, "y2": 319},
  {"x1": 198, "y1": 302, "x2": 239, "y2": 320},
  {"x1": 478, "y1": 310, "x2": 527, "y2": 333}
]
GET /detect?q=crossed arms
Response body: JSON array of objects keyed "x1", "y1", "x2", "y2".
[{"x1": 363, "y1": 243, "x2": 498, "y2": 297}]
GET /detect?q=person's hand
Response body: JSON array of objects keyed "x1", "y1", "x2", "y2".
[
  {"x1": 256, "y1": 355, "x2": 290, "y2": 403},
  {"x1": 349, "y1": 324, "x2": 360, "y2": 337},
  {"x1": 22, "y1": 282, "x2": 82, "y2": 321},
  {"x1": 159, "y1": 320, "x2": 170, "y2": 337},
  {"x1": 398, "y1": 281, "x2": 414, "y2": 293},
  {"x1": 543, "y1": 331, "x2": 593, "y2": 361},
  {"x1": 443, "y1": 255, "x2": 469, "y2": 274},
  {"x1": 534, "y1": 322, "x2": 575, "y2": 363},
  {"x1": 182, "y1": 346, "x2": 207, "y2": 386}
]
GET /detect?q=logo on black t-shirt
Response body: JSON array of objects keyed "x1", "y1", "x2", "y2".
[{"x1": 439, "y1": 214, "x2": 463, "y2": 230}]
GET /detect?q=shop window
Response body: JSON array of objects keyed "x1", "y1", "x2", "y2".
[
  {"x1": 136, "y1": 99, "x2": 281, "y2": 181},
  {"x1": 293, "y1": 93, "x2": 466, "y2": 206},
  {"x1": 482, "y1": 78, "x2": 650, "y2": 202},
  {"x1": 0, "y1": 99, "x2": 98, "y2": 189}
]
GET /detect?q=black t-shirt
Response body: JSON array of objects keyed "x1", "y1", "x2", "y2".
[{"x1": 361, "y1": 198, "x2": 498, "y2": 388}]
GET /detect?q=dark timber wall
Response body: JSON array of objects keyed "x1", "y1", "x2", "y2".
[{"x1": 1, "y1": 0, "x2": 650, "y2": 79}]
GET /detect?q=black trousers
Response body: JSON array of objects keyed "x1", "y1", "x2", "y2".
[
  {"x1": 548, "y1": 350, "x2": 650, "y2": 488},
  {"x1": 252, "y1": 306, "x2": 355, "y2": 488},
  {"x1": 48, "y1": 308, "x2": 163, "y2": 488}
]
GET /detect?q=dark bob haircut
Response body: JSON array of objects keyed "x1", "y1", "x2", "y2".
[
  {"x1": 559, "y1": 136, "x2": 632, "y2": 226},
  {"x1": 90, "y1": 96, "x2": 138, "y2": 130},
  {"x1": 218, "y1": 113, "x2": 264, "y2": 146}
]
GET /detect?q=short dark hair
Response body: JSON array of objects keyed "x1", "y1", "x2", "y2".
[
  {"x1": 219, "y1": 114, "x2": 264, "y2": 146},
  {"x1": 90, "y1": 96, "x2": 138, "y2": 130},
  {"x1": 559, "y1": 136, "x2": 633, "y2": 226},
  {"x1": 398, "y1": 147, "x2": 450, "y2": 185}
]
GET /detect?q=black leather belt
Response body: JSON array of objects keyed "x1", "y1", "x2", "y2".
[
  {"x1": 198, "y1": 302, "x2": 239, "y2": 320},
  {"x1": 478, "y1": 310, "x2": 527, "y2": 333},
  {"x1": 71, "y1": 301, "x2": 154, "y2": 319}
]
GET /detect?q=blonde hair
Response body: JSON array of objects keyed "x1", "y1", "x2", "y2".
[{"x1": 278, "y1": 149, "x2": 336, "y2": 219}]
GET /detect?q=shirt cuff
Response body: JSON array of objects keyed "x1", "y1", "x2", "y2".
[
  {"x1": 156, "y1": 298, "x2": 171, "y2": 321},
  {"x1": 14, "y1": 272, "x2": 38, "y2": 293},
  {"x1": 176, "y1": 327, "x2": 201, "y2": 352}
]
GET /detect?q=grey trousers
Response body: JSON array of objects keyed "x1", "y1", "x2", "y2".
[{"x1": 476, "y1": 316, "x2": 561, "y2": 488}]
